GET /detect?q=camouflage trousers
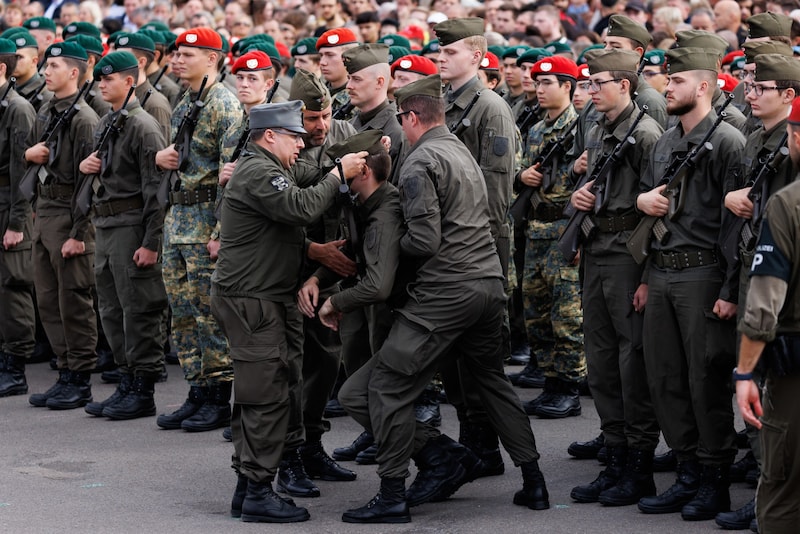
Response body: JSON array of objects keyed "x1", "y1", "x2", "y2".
[
  {"x1": 162, "y1": 243, "x2": 232, "y2": 386},
  {"x1": 521, "y1": 236, "x2": 586, "y2": 382}
]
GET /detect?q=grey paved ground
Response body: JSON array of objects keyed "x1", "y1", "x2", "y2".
[{"x1": 0, "y1": 362, "x2": 753, "y2": 533}]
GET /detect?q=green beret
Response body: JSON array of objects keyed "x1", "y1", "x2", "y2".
[
  {"x1": 23, "y1": 17, "x2": 56, "y2": 33},
  {"x1": 140, "y1": 21, "x2": 170, "y2": 33},
  {"x1": 644, "y1": 49, "x2": 665, "y2": 67},
  {"x1": 138, "y1": 29, "x2": 167, "y2": 46},
  {"x1": 607, "y1": 15, "x2": 652, "y2": 49},
  {"x1": 587, "y1": 48, "x2": 640, "y2": 74},
  {"x1": 516, "y1": 47, "x2": 552, "y2": 66},
  {"x1": 62, "y1": 21, "x2": 101, "y2": 40},
  {"x1": 66, "y1": 35, "x2": 104, "y2": 57},
  {"x1": 1, "y1": 27, "x2": 28, "y2": 40},
  {"x1": 45, "y1": 42, "x2": 88, "y2": 62},
  {"x1": 291, "y1": 37, "x2": 318, "y2": 57},
  {"x1": 288, "y1": 69, "x2": 331, "y2": 112},
  {"x1": 421, "y1": 39, "x2": 440, "y2": 55},
  {"x1": 544, "y1": 41, "x2": 572, "y2": 56},
  {"x1": 575, "y1": 44, "x2": 603, "y2": 65},
  {"x1": 748, "y1": 12, "x2": 792, "y2": 39},
  {"x1": 487, "y1": 45, "x2": 505, "y2": 59},
  {"x1": 6, "y1": 30, "x2": 37, "y2": 50},
  {"x1": 326, "y1": 129, "x2": 385, "y2": 161},
  {"x1": 343, "y1": 43, "x2": 389, "y2": 74},
  {"x1": 666, "y1": 47, "x2": 719, "y2": 74},
  {"x1": 0, "y1": 39, "x2": 17, "y2": 56},
  {"x1": 115, "y1": 32, "x2": 156, "y2": 53},
  {"x1": 394, "y1": 74, "x2": 442, "y2": 108},
  {"x1": 93, "y1": 51, "x2": 139, "y2": 80},
  {"x1": 755, "y1": 53, "x2": 800, "y2": 82},
  {"x1": 731, "y1": 55, "x2": 747, "y2": 73},
  {"x1": 388, "y1": 45, "x2": 411, "y2": 64},
  {"x1": 433, "y1": 18, "x2": 485, "y2": 47},
  {"x1": 675, "y1": 30, "x2": 728, "y2": 57},
  {"x1": 218, "y1": 32, "x2": 230, "y2": 54},
  {"x1": 502, "y1": 45, "x2": 531, "y2": 60},
  {"x1": 244, "y1": 41, "x2": 281, "y2": 65},
  {"x1": 378, "y1": 33, "x2": 410, "y2": 49},
  {"x1": 233, "y1": 34, "x2": 275, "y2": 56},
  {"x1": 743, "y1": 40, "x2": 793, "y2": 64}
]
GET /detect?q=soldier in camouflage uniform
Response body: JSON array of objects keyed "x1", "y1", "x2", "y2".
[
  {"x1": 316, "y1": 28, "x2": 359, "y2": 121},
  {"x1": 154, "y1": 28, "x2": 240, "y2": 433},
  {"x1": 518, "y1": 55, "x2": 585, "y2": 419}
]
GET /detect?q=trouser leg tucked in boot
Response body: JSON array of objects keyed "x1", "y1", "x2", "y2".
[
  {"x1": 0, "y1": 354, "x2": 28, "y2": 397},
  {"x1": 513, "y1": 460, "x2": 550, "y2": 510},
  {"x1": 681, "y1": 463, "x2": 731, "y2": 521},
  {"x1": 46, "y1": 370, "x2": 92, "y2": 410},
  {"x1": 181, "y1": 381, "x2": 232, "y2": 432},
  {"x1": 86, "y1": 372, "x2": 132, "y2": 416},
  {"x1": 598, "y1": 448, "x2": 656, "y2": 506},
  {"x1": 156, "y1": 385, "x2": 206, "y2": 429},
  {"x1": 571, "y1": 445, "x2": 626, "y2": 503},
  {"x1": 29, "y1": 369, "x2": 70, "y2": 407},
  {"x1": 103, "y1": 375, "x2": 156, "y2": 420}
]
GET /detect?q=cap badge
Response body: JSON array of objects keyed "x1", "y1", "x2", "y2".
[
  {"x1": 51, "y1": 47, "x2": 61, "y2": 56},
  {"x1": 541, "y1": 61, "x2": 552, "y2": 72},
  {"x1": 328, "y1": 34, "x2": 339, "y2": 45},
  {"x1": 119, "y1": 36, "x2": 129, "y2": 46},
  {"x1": 102, "y1": 65, "x2": 113, "y2": 74},
  {"x1": 30, "y1": 20, "x2": 40, "y2": 28},
  {"x1": 246, "y1": 58, "x2": 258, "y2": 69},
  {"x1": 186, "y1": 33, "x2": 198, "y2": 44},
  {"x1": 297, "y1": 44, "x2": 307, "y2": 54},
  {"x1": 15, "y1": 38, "x2": 24, "y2": 46},
  {"x1": 480, "y1": 57, "x2": 489, "y2": 68},
  {"x1": 400, "y1": 59, "x2": 412, "y2": 69}
]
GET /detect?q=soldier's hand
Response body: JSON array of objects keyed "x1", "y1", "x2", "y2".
[
  {"x1": 713, "y1": 299, "x2": 737, "y2": 321},
  {"x1": 338, "y1": 151, "x2": 369, "y2": 179},
  {"x1": 133, "y1": 247, "x2": 158, "y2": 268},
  {"x1": 220, "y1": 162, "x2": 236, "y2": 187},
  {"x1": 155, "y1": 145, "x2": 180, "y2": 170},
  {"x1": 308, "y1": 240, "x2": 356, "y2": 277},
  {"x1": 79, "y1": 152, "x2": 102, "y2": 175},
  {"x1": 207, "y1": 238, "x2": 220, "y2": 261},
  {"x1": 3, "y1": 229, "x2": 23, "y2": 250},
  {"x1": 571, "y1": 179, "x2": 596, "y2": 212},
  {"x1": 736, "y1": 379, "x2": 763, "y2": 429},
  {"x1": 297, "y1": 278, "x2": 320, "y2": 318},
  {"x1": 573, "y1": 150, "x2": 588, "y2": 175},
  {"x1": 633, "y1": 283, "x2": 648, "y2": 313},
  {"x1": 61, "y1": 238, "x2": 85, "y2": 259},
  {"x1": 520, "y1": 163, "x2": 543, "y2": 188},
  {"x1": 318, "y1": 298, "x2": 341, "y2": 331},
  {"x1": 724, "y1": 187, "x2": 754, "y2": 219},
  {"x1": 26, "y1": 142, "x2": 49, "y2": 165},
  {"x1": 636, "y1": 185, "x2": 669, "y2": 217}
]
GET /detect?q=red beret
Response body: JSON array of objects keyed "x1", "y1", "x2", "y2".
[
  {"x1": 790, "y1": 96, "x2": 800, "y2": 125},
  {"x1": 480, "y1": 51, "x2": 500, "y2": 71},
  {"x1": 275, "y1": 41, "x2": 290, "y2": 58},
  {"x1": 231, "y1": 51, "x2": 273, "y2": 73},
  {"x1": 721, "y1": 49, "x2": 744, "y2": 66},
  {"x1": 532, "y1": 56, "x2": 579, "y2": 78},
  {"x1": 176, "y1": 28, "x2": 222, "y2": 51},
  {"x1": 316, "y1": 28, "x2": 358, "y2": 50},
  {"x1": 391, "y1": 54, "x2": 438, "y2": 76},
  {"x1": 399, "y1": 25, "x2": 425, "y2": 42},
  {"x1": 577, "y1": 64, "x2": 590, "y2": 81},
  {"x1": 717, "y1": 72, "x2": 738, "y2": 93}
]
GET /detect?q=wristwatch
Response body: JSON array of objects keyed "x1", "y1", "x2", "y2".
[{"x1": 732, "y1": 367, "x2": 753, "y2": 381}]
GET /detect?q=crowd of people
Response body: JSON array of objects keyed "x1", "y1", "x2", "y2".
[{"x1": 0, "y1": 0, "x2": 799, "y2": 531}]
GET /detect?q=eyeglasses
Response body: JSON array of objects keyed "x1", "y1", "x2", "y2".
[
  {"x1": 588, "y1": 78, "x2": 622, "y2": 92},
  {"x1": 532, "y1": 79, "x2": 556, "y2": 89},
  {"x1": 396, "y1": 110, "x2": 417, "y2": 123},
  {"x1": 747, "y1": 84, "x2": 783, "y2": 96}
]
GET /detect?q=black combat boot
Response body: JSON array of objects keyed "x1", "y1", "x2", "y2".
[
  {"x1": 653, "y1": 449, "x2": 677, "y2": 472},
  {"x1": 523, "y1": 376, "x2": 559, "y2": 414},
  {"x1": 599, "y1": 448, "x2": 656, "y2": 506},
  {"x1": 638, "y1": 459, "x2": 701, "y2": 514},
  {"x1": 103, "y1": 375, "x2": 156, "y2": 420},
  {"x1": 85, "y1": 372, "x2": 132, "y2": 416},
  {"x1": 181, "y1": 381, "x2": 231, "y2": 432},
  {"x1": 156, "y1": 385, "x2": 206, "y2": 429},
  {"x1": 29, "y1": 369, "x2": 71, "y2": 407},
  {"x1": 277, "y1": 448, "x2": 321, "y2": 497},
  {"x1": 0, "y1": 355, "x2": 28, "y2": 397},
  {"x1": 323, "y1": 398, "x2": 346, "y2": 418},
  {"x1": 513, "y1": 461, "x2": 550, "y2": 510},
  {"x1": 715, "y1": 497, "x2": 755, "y2": 530},
  {"x1": 729, "y1": 451, "x2": 757, "y2": 483},
  {"x1": 681, "y1": 463, "x2": 731, "y2": 521},
  {"x1": 232, "y1": 473, "x2": 295, "y2": 518},
  {"x1": 437, "y1": 433, "x2": 486, "y2": 486},
  {"x1": 100, "y1": 367, "x2": 124, "y2": 383},
  {"x1": 509, "y1": 362, "x2": 546, "y2": 388},
  {"x1": 332, "y1": 430, "x2": 374, "y2": 461},
  {"x1": 355, "y1": 443, "x2": 378, "y2": 464},
  {"x1": 508, "y1": 337, "x2": 531, "y2": 365},
  {"x1": 341, "y1": 477, "x2": 410, "y2": 524},
  {"x1": 222, "y1": 427, "x2": 232, "y2": 441},
  {"x1": 459, "y1": 422, "x2": 504, "y2": 477},
  {"x1": 240, "y1": 480, "x2": 309, "y2": 523},
  {"x1": 571, "y1": 445, "x2": 626, "y2": 503},
  {"x1": 46, "y1": 370, "x2": 92, "y2": 410},
  {"x1": 533, "y1": 378, "x2": 581, "y2": 418},
  {"x1": 406, "y1": 435, "x2": 467, "y2": 507},
  {"x1": 568, "y1": 433, "x2": 605, "y2": 459},
  {"x1": 414, "y1": 385, "x2": 442, "y2": 427},
  {"x1": 300, "y1": 440, "x2": 356, "y2": 481}
]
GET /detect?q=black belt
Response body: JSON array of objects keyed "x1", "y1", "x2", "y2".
[
  {"x1": 169, "y1": 186, "x2": 217, "y2": 205},
  {"x1": 93, "y1": 196, "x2": 144, "y2": 217},
  {"x1": 532, "y1": 202, "x2": 566, "y2": 223},
  {"x1": 653, "y1": 249, "x2": 718, "y2": 270},
  {"x1": 594, "y1": 214, "x2": 640, "y2": 233},
  {"x1": 0, "y1": 175, "x2": 9, "y2": 187},
  {"x1": 38, "y1": 183, "x2": 74, "y2": 199}
]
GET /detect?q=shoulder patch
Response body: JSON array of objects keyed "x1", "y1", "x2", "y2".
[
  {"x1": 750, "y1": 218, "x2": 791, "y2": 282},
  {"x1": 365, "y1": 226, "x2": 377, "y2": 250},
  {"x1": 270, "y1": 175, "x2": 290, "y2": 191},
  {"x1": 402, "y1": 175, "x2": 420, "y2": 199},
  {"x1": 493, "y1": 136, "x2": 509, "y2": 157}
]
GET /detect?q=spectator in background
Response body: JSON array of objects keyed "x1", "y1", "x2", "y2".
[
  {"x1": 79, "y1": 1, "x2": 104, "y2": 27},
  {"x1": 59, "y1": 2, "x2": 80, "y2": 25},
  {"x1": 224, "y1": 2, "x2": 244, "y2": 34},
  {"x1": 534, "y1": 5, "x2": 569, "y2": 44},
  {"x1": 357, "y1": 11, "x2": 381, "y2": 43},
  {"x1": 3, "y1": 4, "x2": 24, "y2": 28},
  {"x1": 314, "y1": 0, "x2": 348, "y2": 35},
  {"x1": 624, "y1": 1, "x2": 650, "y2": 27},
  {"x1": 23, "y1": 2, "x2": 45, "y2": 20},
  {"x1": 494, "y1": 3, "x2": 519, "y2": 38},
  {"x1": 651, "y1": 6, "x2": 684, "y2": 37},
  {"x1": 690, "y1": 8, "x2": 716, "y2": 32},
  {"x1": 714, "y1": 0, "x2": 748, "y2": 45},
  {"x1": 191, "y1": 11, "x2": 216, "y2": 29},
  {"x1": 231, "y1": 16, "x2": 254, "y2": 41}
]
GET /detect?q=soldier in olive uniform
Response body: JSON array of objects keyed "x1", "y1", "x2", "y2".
[
  {"x1": 22, "y1": 17, "x2": 56, "y2": 58},
  {"x1": 8, "y1": 30, "x2": 52, "y2": 113},
  {"x1": 0, "y1": 38, "x2": 37, "y2": 397},
  {"x1": 66, "y1": 35, "x2": 111, "y2": 118},
  {"x1": 634, "y1": 48, "x2": 744, "y2": 521},
  {"x1": 78, "y1": 52, "x2": 168, "y2": 420},
  {"x1": 154, "y1": 28, "x2": 241, "y2": 433},
  {"x1": 26, "y1": 42, "x2": 100, "y2": 410},
  {"x1": 316, "y1": 28, "x2": 359, "y2": 121},
  {"x1": 291, "y1": 37, "x2": 322, "y2": 78},
  {"x1": 142, "y1": 29, "x2": 183, "y2": 108},
  {"x1": 501, "y1": 45, "x2": 529, "y2": 110},
  {"x1": 566, "y1": 48, "x2": 663, "y2": 506},
  {"x1": 211, "y1": 100, "x2": 365, "y2": 523}
]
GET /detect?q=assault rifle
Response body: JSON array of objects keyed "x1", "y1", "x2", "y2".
[
  {"x1": 0, "y1": 77, "x2": 17, "y2": 121},
  {"x1": 151, "y1": 64, "x2": 168, "y2": 92},
  {"x1": 333, "y1": 101, "x2": 354, "y2": 120},
  {"x1": 626, "y1": 96, "x2": 732, "y2": 264},
  {"x1": 230, "y1": 80, "x2": 280, "y2": 163},
  {"x1": 157, "y1": 75, "x2": 208, "y2": 206},
  {"x1": 450, "y1": 90, "x2": 481, "y2": 137},
  {"x1": 557, "y1": 105, "x2": 648, "y2": 263},
  {"x1": 19, "y1": 80, "x2": 92, "y2": 202},
  {"x1": 720, "y1": 131, "x2": 789, "y2": 265},
  {"x1": 76, "y1": 85, "x2": 137, "y2": 216},
  {"x1": 516, "y1": 102, "x2": 540, "y2": 143},
  {"x1": 509, "y1": 117, "x2": 578, "y2": 222}
]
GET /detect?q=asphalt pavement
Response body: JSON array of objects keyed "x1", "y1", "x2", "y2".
[{"x1": 0, "y1": 361, "x2": 754, "y2": 534}]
